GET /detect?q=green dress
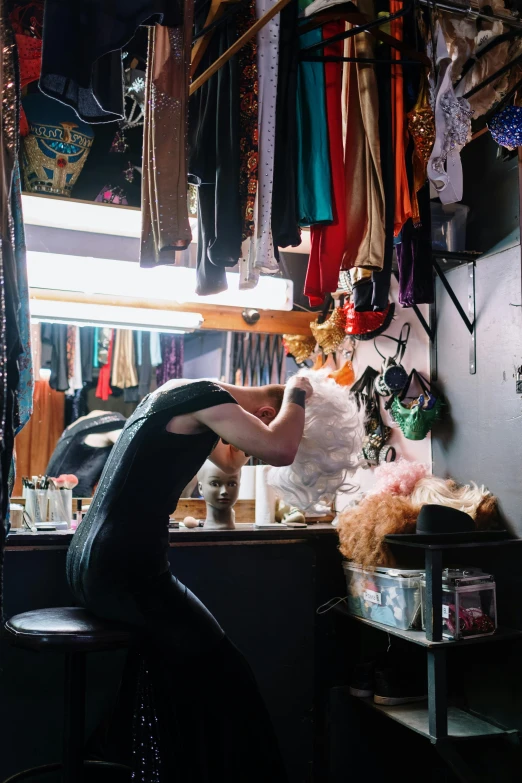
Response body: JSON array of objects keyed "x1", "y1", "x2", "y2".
[{"x1": 296, "y1": 16, "x2": 333, "y2": 226}]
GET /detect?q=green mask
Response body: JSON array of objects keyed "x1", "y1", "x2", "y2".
[{"x1": 390, "y1": 370, "x2": 443, "y2": 440}]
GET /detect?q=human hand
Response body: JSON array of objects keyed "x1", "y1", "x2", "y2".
[{"x1": 286, "y1": 375, "x2": 313, "y2": 401}]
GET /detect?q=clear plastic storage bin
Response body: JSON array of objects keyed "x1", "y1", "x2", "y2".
[
  {"x1": 431, "y1": 202, "x2": 469, "y2": 252},
  {"x1": 343, "y1": 563, "x2": 424, "y2": 630},
  {"x1": 421, "y1": 568, "x2": 497, "y2": 641}
]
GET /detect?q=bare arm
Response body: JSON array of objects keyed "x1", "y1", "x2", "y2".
[{"x1": 195, "y1": 378, "x2": 312, "y2": 467}]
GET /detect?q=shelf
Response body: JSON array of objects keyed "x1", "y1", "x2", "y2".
[
  {"x1": 335, "y1": 604, "x2": 522, "y2": 649},
  {"x1": 432, "y1": 250, "x2": 482, "y2": 272},
  {"x1": 384, "y1": 535, "x2": 522, "y2": 551},
  {"x1": 354, "y1": 697, "x2": 509, "y2": 743}
]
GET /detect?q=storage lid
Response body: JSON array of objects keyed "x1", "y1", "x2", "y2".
[
  {"x1": 421, "y1": 567, "x2": 494, "y2": 586},
  {"x1": 343, "y1": 562, "x2": 425, "y2": 579}
]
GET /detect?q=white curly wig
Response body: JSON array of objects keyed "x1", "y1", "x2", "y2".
[{"x1": 267, "y1": 368, "x2": 365, "y2": 511}]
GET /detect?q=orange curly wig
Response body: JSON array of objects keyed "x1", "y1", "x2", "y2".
[{"x1": 337, "y1": 494, "x2": 420, "y2": 568}]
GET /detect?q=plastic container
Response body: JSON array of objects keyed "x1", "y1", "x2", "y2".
[
  {"x1": 431, "y1": 202, "x2": 469, "y2": 252},
  {"x1": 343, "y1": 563, "x2": 424, "y2": 630},
  {"x1": 48, "y1": 488, "x2": 73, "y2": 528},
  {"x1": 421, "y1": 568, "x2": 497, "y2": 641}
]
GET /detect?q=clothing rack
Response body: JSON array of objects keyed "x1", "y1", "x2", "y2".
[
  {"x1": 417, "y1": 0, "x2": 522, "y2": 29},
  {"x1": 190, "y1": 0, "x2": 428, "y2": 91}
]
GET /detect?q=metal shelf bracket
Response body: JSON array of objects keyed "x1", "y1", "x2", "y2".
[{"x1": 432, "y1": 258, "x2": 476, "y2": 375}]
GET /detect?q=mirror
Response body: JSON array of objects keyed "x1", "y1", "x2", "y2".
[{"x1": 14, "y1": 326, "x2": 295, "y2": 501}]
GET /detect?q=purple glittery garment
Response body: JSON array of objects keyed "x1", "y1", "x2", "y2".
[
  {"x1": 396, "y1": 184, "x2": 434, "y2": 307},
  {"x1": 156, "y1": 335, "x2": 184, "y2": 386}
]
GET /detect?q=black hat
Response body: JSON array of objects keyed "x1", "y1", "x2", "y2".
[{"x1": 386, "y1": 504, "x2": 508, "y2": 544}]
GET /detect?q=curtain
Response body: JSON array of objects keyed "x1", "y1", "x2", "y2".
[{"x1": 13, "y1": 378, "x2": 65, "y2": 496}]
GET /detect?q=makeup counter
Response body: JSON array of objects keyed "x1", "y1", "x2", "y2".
[{"x1": 1, "y1": 521, "x2": 344, "y2": 783}]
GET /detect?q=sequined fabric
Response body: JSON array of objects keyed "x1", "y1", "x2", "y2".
[
  {"x1": 431, "y1": 92, "x2": 473, "y2": 176},
  {"x1": 310, "y1": 307, "x2": 347, "y2": 354},
  {"x1": 237, "y1": 0, "x2": 258, "y2": 241},
  {"x1": 132, "y1": 656, "x2": 162, "y2": 782},
  {"x1": 141, "y1": 12, "x2": 195, "y2": 268},
  {"x1": 489, "y1": 104, "x2": 522, "y2": 150},
  {"x1": 156, "y1": 334, "x2": 183, "y2": 386},
  {"x1": 1, "y1": 0, "x2": 27, "y2": 619},
  {"x1": 407, "y1": 76, "x2": 435, "y2": 225}
]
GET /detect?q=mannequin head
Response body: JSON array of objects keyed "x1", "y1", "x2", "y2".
[{"x1": 197, "y1": 461, "x2": 241, "y2": 529}]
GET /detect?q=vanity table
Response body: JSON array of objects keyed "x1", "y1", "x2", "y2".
[{"x1": 1, "y1": 523, "x2": 343, "y2": 783}]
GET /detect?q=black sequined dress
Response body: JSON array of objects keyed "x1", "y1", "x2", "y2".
[
  {"x1": 66, "y1": 381, "x2": 288, "y2": 782},
  {"x1": 46, "y1": 413, "x2": 126, "y2": 497}
]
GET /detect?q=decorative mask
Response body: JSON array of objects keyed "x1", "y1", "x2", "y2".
[
  {"x1": 390, "y1": 370, "x2": 443, "y2": 440},
  {"x1": 328, "y1": 361, "x2": 355, "y2": 387},
  {"x1": 310, "y1": 307, "x2": 347, "y2": 355},
  {"x1": 21, "y1": 93, "x2": 94, "y2": 197},
  {"x1": 344, "y1": 302, "x2": 395, "y2": 341},
  {"x1": 283, "y1": 334, "x2": 316, "y2": 365}
]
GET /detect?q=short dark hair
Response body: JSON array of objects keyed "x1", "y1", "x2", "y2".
[{"x1": 264, "y1": 384, "x2": 285, "y2": 413}]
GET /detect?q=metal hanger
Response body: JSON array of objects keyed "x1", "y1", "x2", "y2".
[{"x1": 298, "y1": 0, "x2": 429, "y2": 66}]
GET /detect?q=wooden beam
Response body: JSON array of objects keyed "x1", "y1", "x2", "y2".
[
  {"x1": 191, "y1": 0, "x2": 243, "y2": 77},
  {"x1": 29, "y1": 288, "x2": 314, "y2": 336},
  {"x1": 190, "y1": 0, "x2": 293, "y2": 94}
]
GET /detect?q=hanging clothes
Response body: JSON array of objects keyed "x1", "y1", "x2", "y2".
[
  {"x1": 31, "y1": 323, "x2": 42, "y2": 377},
  {"x1": 251, "y1": 0, "x2": 281, "y2": 277},
  {"x1": 237, "y1": 0, "x2": 259, "y2": 242},
  {"x1": 390, "y1": 0, "x2": 412, "y2": 235},
  {"x1": 80, "y1": 327, "x2": 94, "y2": 385},
  {"x1": 189, "y1": 2, "x2": 242, "y2": 295},
  {"x1": 156, "y1": 334, "x2": 184, "y2": 385},
  {"x1": 41, "y1": 324, "x2": 69, "y2": 392},
  {"x1": 138, "y1": 331, "x2": 153, "y2": 399},
  {"x1": 112, "y1": 330, "x2": 139, "y2": 390},
  {"x1": 66, "y1": 325, "x2": 76, "y2": 384},
  {"x1": 1, "y1": 0, "x2": 28, "y2": 616},
  {"x1": 396, "y1": 182, "x2": 434, "y2": 306},
  {"x1": 96, "y1": 329, "x2": 115, "y2": 401},
  {"x1": 68, "y1": 326, "x2": 83, "y2": 395},
  {"x1": 305, "y1": 21, "x2": 346, "y2": 306},
  {"x1": 271, "y1": 0, "x2": 301, "y2": 253},
  {"x1": 352, "y1": 1, "x2": 394, "y2": 314},
  {"x1": 140, "y1": 15, "x2": 195, "y2": 266},
  {"x1": 11, "y1": 166, "x2": 33, "y2": 433},
  {"x1": 9, "y1": 2, "x2": 43, "y2": 137},
  {"x1": 342, "y1": 19, "x2": 386, "y2": 273},
  {"x1": 296, "y1": 27, "x2": 333, "y2": 226},
  {"x1": 13, "y1": 378, "x2": 65, "y2": 496},
  {"x1": 39, "y1": 1, "x2": 182, "y2": 124}
]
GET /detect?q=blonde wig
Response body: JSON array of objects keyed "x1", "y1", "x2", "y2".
[
  {"x1": 267, "y1": 369, "x2": 364, "y2": 511},
  {"x1": 337, "y1": 475, "x2": 502, "y2": 567},
  {"x1": 410, "y1": 476, "x2": 493, "y2": 519}
]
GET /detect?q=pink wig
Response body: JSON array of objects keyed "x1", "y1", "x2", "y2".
[{"x1": 368, "y1": 459, "x2": 429, "y2": 498}]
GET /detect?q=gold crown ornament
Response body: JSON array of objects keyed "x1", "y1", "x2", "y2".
[{"x1": 21, "y1": 93, "x2": 94, "y2": 198}]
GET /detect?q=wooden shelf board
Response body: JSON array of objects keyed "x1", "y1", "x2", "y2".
[
  {"x1": 355, "y1": 697, "x2": 508, "y2": 742},
  {"x1": 384, "y1": 536, "x2": 522, "y2": 550},
  {"x1": 334, "y1": 604, "x2": 522, "y2": 648}
]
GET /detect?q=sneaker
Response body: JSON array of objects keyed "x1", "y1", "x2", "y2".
[
  {"x1": 373, "y1": 665, "x2": 427, "y2": 706},
  {"x1": 349, "y1": 661, "x2": 375, "y2": 699}
]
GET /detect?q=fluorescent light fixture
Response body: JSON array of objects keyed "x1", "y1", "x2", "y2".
[
  {"x1": 30, "y1": 300, "x2": 203, "y2": 334},
  {"x1": 21, "y1": 194, "x2": 310, "y2": 254},
  {"x1": 26, "y1": 251, "x2": 293, "y2": 311}
]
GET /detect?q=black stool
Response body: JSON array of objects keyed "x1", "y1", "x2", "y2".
[{"x1": 2, "y1": 607, "x2": 133, "y2": 783}]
